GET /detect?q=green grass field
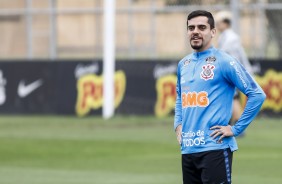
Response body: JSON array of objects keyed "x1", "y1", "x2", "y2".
[{"x1": 0, "y1": 115, "x2": 281, "y2": 184}]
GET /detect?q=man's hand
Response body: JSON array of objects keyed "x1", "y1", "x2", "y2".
[
  {"x1": 175, "y1": 125, "x2": 182, "y2": 145},
  {"x1": 210, "y1": 125, "x2": 234, "y2": 143}
]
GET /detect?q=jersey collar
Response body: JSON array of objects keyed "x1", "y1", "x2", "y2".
[{"x1": 192, "y1": 46, "x2": 215, "y2": 60}]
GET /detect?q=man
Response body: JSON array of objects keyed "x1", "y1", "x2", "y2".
[
  {"x1": 174, "y1": 10, "x2": 265, "y2": 184},
  {"x1": 215, "y1": 11, "x2": 254, "y2": 127}
]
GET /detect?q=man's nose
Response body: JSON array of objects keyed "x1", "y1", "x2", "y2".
[{"x1": 192, "y1": 27, "x2": 200, "y2": 33}]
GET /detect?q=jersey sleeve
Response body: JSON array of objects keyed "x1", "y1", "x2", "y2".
[
  {"x1": 174, "y1": 62, "x2": 182, "y2": 130},
  {"x1": 219, "y1": 57, "x2": 266, "y2": 136}
]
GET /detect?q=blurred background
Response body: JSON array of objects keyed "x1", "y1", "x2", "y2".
[
  {"x1": 0, "y1": 0, "x2": 281, "y2": 117},
  {"x1": 0, "y1": 0, "x2": 281, "y2": 184},
  {"x1": 1, "y1": 0, "x2": 282, "y2": 59}
]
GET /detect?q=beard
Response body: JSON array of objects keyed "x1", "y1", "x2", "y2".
[
  {"x1": 190, "y1": 41, "x2": 203, "y2": 50},
  {"x1": 190, "y1": 35, "x2": 203, "y2": 50},
  {"x1": 191, "y1": 43, "x2": 203, "y2": 50}
]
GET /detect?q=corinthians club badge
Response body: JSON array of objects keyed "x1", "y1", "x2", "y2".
[{"x1": 200, "y1": 64, "x2": 215, "y2": 81}]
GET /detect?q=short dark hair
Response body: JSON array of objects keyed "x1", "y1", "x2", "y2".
[{"x1": 187, "y1": 10, "x2": 215, "y2": 29}]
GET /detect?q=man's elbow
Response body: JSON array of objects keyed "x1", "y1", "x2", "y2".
[
  {"x1": 247, "y1": 90, "x2": 266, "y2": 105},
  {"x1": 257, "y1": 91, "x2": 266, "y2": 104}
]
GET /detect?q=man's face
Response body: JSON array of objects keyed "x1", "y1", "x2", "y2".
[{"x1": 187, "y1": 16, "x2": 216, "y2": 52}]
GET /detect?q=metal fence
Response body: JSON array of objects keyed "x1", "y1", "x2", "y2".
[{"x1": 0, "y1": 0, "x2": 282, "y2": 60}]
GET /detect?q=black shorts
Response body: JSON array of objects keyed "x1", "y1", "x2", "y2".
[{"x1": 182, "y1": 148, "x2": 233, "y2": 184}]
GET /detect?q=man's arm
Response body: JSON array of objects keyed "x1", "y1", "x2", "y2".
[
  {"x1": 221, "y1": 58, "x2": 266, "y2": 136},
  {"x1": 174, "y1": 63, "x2": 182, "y2": 143},
  {"x1": 175, "y1": 124, "x2": 182, "y2": 145},
  {"x1": 231, "y1": 87, "x2": 266, "y2": 136}
]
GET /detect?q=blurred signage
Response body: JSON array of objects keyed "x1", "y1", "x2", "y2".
[
  {"x1": 153, "y1": 63, "x2": 177, "y2": 117},
  {"x1": 0, "y1": 70, "x2": 7, "y2": 105},
  {"x1": 0, "y1": 59, "x2": 280, "y2": 116},
  {"x1": 75, "y1": 71, "x2": 126, "y2": 117}
]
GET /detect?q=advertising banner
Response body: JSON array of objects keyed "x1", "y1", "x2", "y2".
[
  {"x1": 0, "y1": 62, "x2": 57, "y2": 114},
  {"x1": 0, "y1": 59, "x2": 281, "y2": 116}
]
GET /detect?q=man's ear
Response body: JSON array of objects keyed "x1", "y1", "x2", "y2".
[{"x1": 211, "y1": 28, "x2": 216, "y2": 38}]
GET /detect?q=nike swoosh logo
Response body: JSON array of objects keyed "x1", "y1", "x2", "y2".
[{"x1": 18, "y1": 79, "x2": 43, "y2": 98}]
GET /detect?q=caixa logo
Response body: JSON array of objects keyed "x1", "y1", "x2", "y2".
[{"x1": 182, "y1": 91, "x2": 209, "y2": 108}]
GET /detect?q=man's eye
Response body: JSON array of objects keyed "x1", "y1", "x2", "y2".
[
  {"x1": 188, "y1": 27, "x2": 194, "y2": 31},
  {"x1": 199, "y1": 26, "x2": 206, "y2": 30}
]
